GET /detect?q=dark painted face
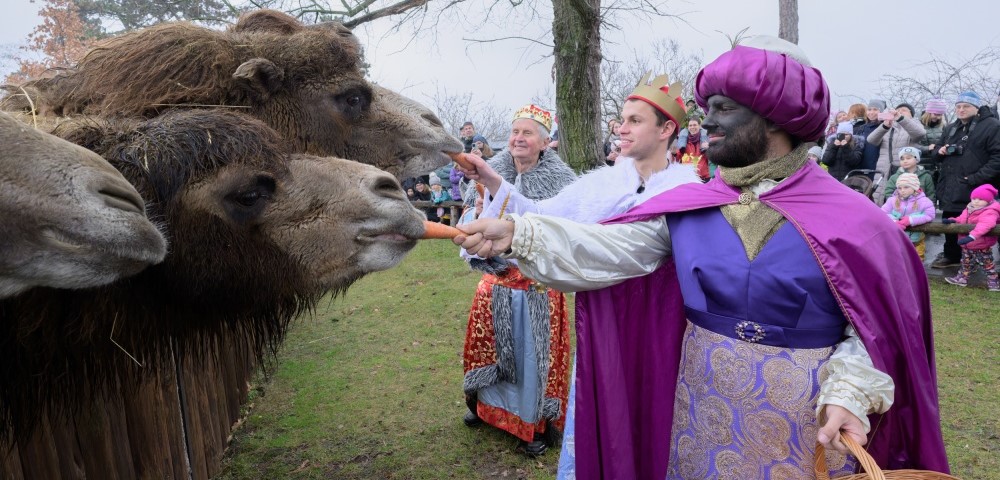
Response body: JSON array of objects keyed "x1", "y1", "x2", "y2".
[{"x1": 701, "y1": 95, "x2": 770, "y2": 168}]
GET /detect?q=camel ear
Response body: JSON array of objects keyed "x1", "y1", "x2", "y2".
[{"x1": 233, "y1": 58, "x2": 285, "y2": 101}]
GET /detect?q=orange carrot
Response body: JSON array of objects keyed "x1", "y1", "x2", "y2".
[
  {"x1": 475, "y1": 182, "x2": 485, "y2": 197},
  {"x1": 448, "y1": 151, "x2": 476, "y2": 170},
  {"x1": 421, "y1": 221, "x2": 466, "y2": 240}
]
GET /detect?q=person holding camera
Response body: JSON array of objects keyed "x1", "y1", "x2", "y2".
[
  {"x1": 866, "y1": 102, "x2": 926, "y2": 204},
  {"x1": 821, "y1": 121, "x2": 864, "y2": 180},
  {"x1": 929, "y1": 91, "x2": 1000, "y2": 269}
]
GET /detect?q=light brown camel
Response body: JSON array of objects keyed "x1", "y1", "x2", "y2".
[
  {"x1": 0, "y1": 110, "x2": 425, "y2": 444},
  {"x1": 0, "y1": 111, "x2": 166, "y2": 298},
  {"x1": 0, "y1": 9, "x2": 461, "y2": 179}
]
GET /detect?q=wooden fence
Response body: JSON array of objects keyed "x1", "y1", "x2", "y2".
[
  {"x1": 1, "y1": 339, "x2": 255, "y2": 480},
  {"x1": 410, "y1": 200, "x2": 466, "y2": 226}
]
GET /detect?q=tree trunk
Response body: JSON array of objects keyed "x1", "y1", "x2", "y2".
[
  {"x1": 778, "y1": 0, "x2": 799, "y2": 45},
  {"x1": 552, "y1": 0, "x2": 604, "y2": 171}
]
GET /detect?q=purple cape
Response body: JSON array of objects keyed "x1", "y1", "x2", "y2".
[{"x1": 573, "y1": 161, "x2": 949, "y2": 479}]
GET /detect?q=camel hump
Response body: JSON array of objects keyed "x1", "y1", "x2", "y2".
[{"x1": 231, "y1": 9, "x2": 304, "y2": 35}]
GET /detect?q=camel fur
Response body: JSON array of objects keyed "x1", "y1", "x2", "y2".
[
  {"x1": 0, "y1": 9, "x2": 460, "y2": 179},
  {"x1": 0, "y1": 109, "x2": 425, "y2": 439}
]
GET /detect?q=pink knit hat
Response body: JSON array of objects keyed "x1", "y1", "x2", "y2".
[
  {"x1": 896, "y1": 173, "x2": 921, "y2": 192},
  {"x1": 971, "y1": 184, "x2": 998, "y2": 202}
]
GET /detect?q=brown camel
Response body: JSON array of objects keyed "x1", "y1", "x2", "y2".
[
  {"x1": 0, "y1": 110, "x2": 425, "y2": 443},
  {"x1": 1, "y1": 9, "x2": 460, "y2": 179},
  {"x1": 0, "y1": 111, "x2": 166, "y2": 298}
]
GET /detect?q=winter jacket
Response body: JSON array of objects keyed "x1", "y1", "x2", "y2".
[
  {"x1": 430, "y1": 189, "x2": 452, "y2": 204},
  {"x1": 433, "y1": 165, "x2": 453, "y2": 191},
  {"x1": 884, "y1": 167, "x2": 936, "y2": 201},
  {"x1": 949, "y1": 201, "x2": 1000, "y2": 250},
  {"x1": 930, "y1": 106, "x2": 1000, "y2": 211},
  {"x1": 882, "y1": 191, "x2": 936, "y2": 243},
  {"x1": 866, "y1": 116, "x2": 926, "y2": 173},
  {"x1": 919, "y1": 120, "x2": 947, "y2": 160},
  {"x1": 821, "y1": 138, "x2": 864, "y2": 180},
  {"x1": 449, "y1": 167, "x2": 465, "y2": 201},
  {"x1": 855, "y1": 120, "x2": 882, "y2": 171}
]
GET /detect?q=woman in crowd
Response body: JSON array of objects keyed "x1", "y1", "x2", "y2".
[
  {"x1": 867, "y1": 102, "x2": 926, "y2": 203},
  {"x1": 919, "y1": 98, "x2": 949, "y2": 164},
  {"x1": 822, "y1": 121, "x2": 864, "y2": 180}
]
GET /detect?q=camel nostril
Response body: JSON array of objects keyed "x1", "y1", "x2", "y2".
[
  {"x1": 370, "y1": 175, "x2": 404, "y2": 199},
  {"x1": 422, "y1": 112, "x2": 443, "y2": 128},
  {"x1": 98, "y1": 182, "x2": 145, "y2": 215}
]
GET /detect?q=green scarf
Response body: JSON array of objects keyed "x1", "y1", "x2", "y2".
[{"x1": 718, "y1": 144, "x2": 810, "y2": 260}]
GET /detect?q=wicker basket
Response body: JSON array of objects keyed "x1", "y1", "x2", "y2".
[{"x1": 814, "y1": 432, "x2": 961, "y2": 480}]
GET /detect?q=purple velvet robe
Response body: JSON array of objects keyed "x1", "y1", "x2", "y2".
[{"x1": 572, "y1": 161, "x2": 949, "y2": 479}]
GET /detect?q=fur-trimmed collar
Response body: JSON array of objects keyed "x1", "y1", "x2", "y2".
[{"x1": 487, "y1": 148, "x2": 577, "y2": 201}]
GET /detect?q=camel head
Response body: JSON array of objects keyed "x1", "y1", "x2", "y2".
[
  {"x1": 11, "y1": 9, "x2": 459, "y2": 180},
  {"x1": 0, "y1": 112, "x2": 166, "y2": 298},
  {"x1": 54, "y1": 110, "x2": 424, "y2": 309}
]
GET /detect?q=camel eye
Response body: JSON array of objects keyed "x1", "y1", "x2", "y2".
[
  {"x1": 334, "y1": 86, "x2": 371, "y2": 120},
  {"x1": 234, "y1": 190, "x2": 262, "y2": 207},
  {"x1": 224, "y1": 175, "x2": 276, "y2": 224}
]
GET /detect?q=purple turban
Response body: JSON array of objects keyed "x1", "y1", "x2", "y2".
[{"x1": 695, "y1": 45, "x2": 830, "y2": 142}]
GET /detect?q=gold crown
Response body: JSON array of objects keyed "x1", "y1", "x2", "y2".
[
  {"x1": 627, "y1": 72, "x2": 686, "y2": 125},
  {"x1": 512, "y1": 104, "x2": 554, "y2": 132}
]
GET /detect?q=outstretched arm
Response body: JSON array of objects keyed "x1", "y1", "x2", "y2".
[
  {"x1": 816, "y1": 325, "x2": 895, "y2": 454},
  {"x1": 455, "y1": 213, "x2": 671, "y2": 292}
]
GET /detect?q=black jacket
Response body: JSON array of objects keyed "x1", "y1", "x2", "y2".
[
  {"x1": 822, "y1": 139, "x2": 864, "y2": 180},
  {"x1": 855, "y1": 120, "x2": 882, "y2": 171},
  {"x1": 931, "y1": 106, "x2": 1000, "y2": 211}
]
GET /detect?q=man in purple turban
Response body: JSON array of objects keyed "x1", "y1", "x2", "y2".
[{"x1": 455, "y1": 36, "x2": 949, "y2": 479}]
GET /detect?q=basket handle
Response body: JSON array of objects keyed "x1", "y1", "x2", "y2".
[{"x1": 814, "y1": 431, "x2": 885, "y2": 480}]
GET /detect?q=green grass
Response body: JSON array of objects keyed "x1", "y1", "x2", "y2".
[{"x1": 219, "y1": 241, "x2": 998, "y2": 479}]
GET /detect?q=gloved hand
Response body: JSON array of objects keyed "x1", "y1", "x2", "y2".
[
  {"x1": 898, "y1": 216, "x2": 911, "y2": 227},
  {"x1": 941, "y1": 218, "x2": 956, "y2": 224},
  {"x1": 896, "y1": 221, "x2": 908, "y2": 231},
  {"x1": 958, "y1": 236, "x2": 974, "y2": 246}
]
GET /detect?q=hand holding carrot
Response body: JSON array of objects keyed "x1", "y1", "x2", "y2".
[
  {"x1": 448, "y1": 151, "x2": 503, "y2": 194},
  {"x1": 451, "y1": 218, "x2": 516, "y2": 257}
]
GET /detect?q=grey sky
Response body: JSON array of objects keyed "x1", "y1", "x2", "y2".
[{"x1": 3, "y1": 0, "x2": 999, "y2": 118}]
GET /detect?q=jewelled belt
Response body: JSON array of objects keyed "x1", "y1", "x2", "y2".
[
  {"x1": 685, "y1": 306, "x2": 844, "y2": 349},
  {"x1": 483, "y1": 266, "x2": 549, "y2": 293}
]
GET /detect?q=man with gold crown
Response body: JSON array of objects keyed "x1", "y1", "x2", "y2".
[
  {"x1": 456, "y1": 72, "x2": 700, "y2": 469},
  {"x1": 458, "y1": 103, "x2": 577, "y2": 456},
  {"x1": 456, "y1": 36, "x2": 949, "y2": 478}
]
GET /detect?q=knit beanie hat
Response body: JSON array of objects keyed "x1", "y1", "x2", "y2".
[
  {"x1": 895, "y1": 103, "x2": 916, "y2": 116},
  {"x1": 897, "y1": 146, "x2": 921, "y2": 162},
  {"x1": 429, "y1": 173, "x2": 442, "y2": 186},
  {"x1": 868, "y1": 99, "x2": 887, "y2": 110},
  {"x1": 956, "y1": 91, "x2": 983, "y2": 107},
  {"x1": 896, "y1": 173, "x2": 921, "y2": 191},
  {"x1": 924, "y1": 98, "x2": 947, "y2": 114},
  {"x1": 807, "y1": 146, "x2": 823, "y2": 158},
  {"x1": 970, "y1": 184, "x2": 998, "y2": 202},
  {"x1": 836, "y1": 122, "x2": 853, "y2": 134}
]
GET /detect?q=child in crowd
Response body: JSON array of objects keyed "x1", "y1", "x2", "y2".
[
  {"x1": 429, "y1": 175, "x2": 452, "y2": 223},
  {"x1": 942, "y1": 184, "x2": 999, "y2": 291},
  {"x1": 883, "y1": 146, "x2": 935, "y2": 201},
  {"x1": 881, "y1": 172, "x2": 936, "y2": 259},
  {"x1": 807, "y1": 146, "x2": 826, "y2": 171}
]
